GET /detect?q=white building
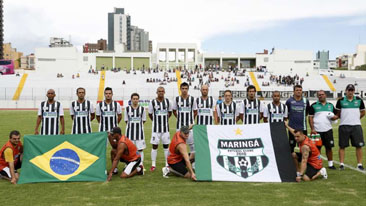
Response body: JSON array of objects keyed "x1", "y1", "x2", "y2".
[
  {"x1": 154, "y1": 43, "x2": 199, "y2": 70},
  {"x1": 108, "y1": 8, "x2": 130, "y2": 52},
  {"x1": 348, "y1": 44, "x2": 366, "y2": 70}
]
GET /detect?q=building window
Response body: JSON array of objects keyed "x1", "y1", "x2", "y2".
[
  {"x1": 294, "y1": 60, "x2": 311, "y2": 63},
  {"x1": 38, "y1": 58, "x2": 56, "y2": 62},
  {"x1": 83, "y1": 56, "x2": 88, "y2": 62},
  {"x1": 264, "y1": 57, "x2": 268, "y2": 62}
]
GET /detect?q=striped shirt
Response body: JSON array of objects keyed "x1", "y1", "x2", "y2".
[
  {"x1": 69, "y1": 100, "x2": 94, "y2": 134},
  {"x1": 148, "y1": 98, "x2": 172, "y2": 133},
  {"x1": 38, "y1": 101, "x2": 64, "y2": 135},
  {"x1": 240, "y1": 99, "x2": 264, "y2": 124},
  {"x1": 96, "y1": 101, "x2": 122, "y2": 132},
  {"x1": 216, "y1": 102, "x2": 239, "y2": 125},
  {"x1": 173, "y1": 96, "x2": 197, "y2": 130},
  {"x1": 263, "y1": 102, "x2": 288, "y2": 123},
  {"x1": 196, "y1": 96, "x2": 216, "y2": 125},
  {"x1": 124, "y1": 105, "x2": 146, "y2": 141}
]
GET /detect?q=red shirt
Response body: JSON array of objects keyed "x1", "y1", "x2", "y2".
[
  {"x1": 167, "y1": 132, "x2": 186, "y2": 165},
  {"x1": 300, "y1": 137, "x2": 322, "y2": 169},
  {"x1": 0, "y1": 140, "x2": 23, "y2": 170},
  {"x1": 118, "y1": 136, "x2": 140, "y2": 162}
]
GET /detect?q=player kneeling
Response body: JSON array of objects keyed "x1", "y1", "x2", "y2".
[
  {"x1": 162, "y1": 126, "x2": 196, "y2": 181},
  {"x1": 285, "y1": 122, "x2": 327, "y2": 182},
  {"x1": 107, "y1": 127, "x2": 143, "y2": 181}
]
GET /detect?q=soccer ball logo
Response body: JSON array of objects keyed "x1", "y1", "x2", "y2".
[{"x1": 238, "y1": 159, "x2": 248, "y2": 167}]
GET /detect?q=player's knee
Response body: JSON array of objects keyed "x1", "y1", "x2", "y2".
[
  {"x1": 163, "y1": 144, "x2": 169, "y2": 149},
  {"x1": 291, "y1": 152, "x2": 297, "y2": 159},
  {"x1": 184, "y1": 172, "x2": 191, "y2": 179},
  {"x1": 152, "y1": 144, "x2": 158, "y2": 149},
  {"x1": 111, "y1": 149, "x2": 116, "y2": 155},
  {"x1": 120, "y1": 172, "x2": 129, "y2": 178}
]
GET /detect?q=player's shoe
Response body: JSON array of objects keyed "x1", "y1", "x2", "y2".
[
  {"x1": 357, "y1": 165, "x2": 364, "y2": 171},
  {"x1": 137, "y1": 165, "x2": 144, "y2": 175},
  {"x1": 162, "y1": 167, "x2": 170, "y2": 178},
  {"x1": 150, "y1": 166, "x2": 156, "y2": 172},
  {"x1": 328, "y1": 166, "x2": 336, "y2": 170},
  {"x1": 339, "y1": 165, "x2": 345, "y2": 170},
  {"x1": 112, "y1": 168, "x2": 118, "y2": 175},
  {"x1": 320, "y1": 167, "x2": 327, "y2": 179}
]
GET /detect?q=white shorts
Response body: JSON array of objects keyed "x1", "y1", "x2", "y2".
[
  {"x1": 132, "y1": 140, "x2": 146, "y2": 150},
  {"x1": 122, "y1": 158, "x2": 141, "y2": 175},
  {"x1": 150, "y1": 132, "x2": 171, "y2": 145},
  {"x1": 0, "y1": 167, "x2": 11, "y2": 178}
]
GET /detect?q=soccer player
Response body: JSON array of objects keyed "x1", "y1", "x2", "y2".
[
  {"x1": 162, "y1": 126, "x2": 196, "y2": 180},
  {"x1": 263, "y1": 91, "x2": 288, "y2": 123},
  {"x1": 0, "y1": 130, "x2": 23, "y2": 184},
  {"x1": 240, "y1": 85, "x2": 264, "y2": 124},
  {"x1": 148, "y1": 87, "x2": 172, "y2": 171},
  {"x1": 35, "y1": 89, "x2": 65, "y2": 135},
  {"x1": 196, "y1": 85, "x2": 216, "y2": 125},
  {"x1": 107, "y1": 127, "x2": 143, "y2": 180},
  {"x1": 96, "y1": 87, "x2": 122, "y2": 132},
  {"x1": 125, "y1": 93, "x2": 146, "y2": 168},
  {"x1": 286, "y1": 85, "x2": 310, "y2": 153},
  {"x1": 69, "y1": 87, "x2": 95, "y2": 134},
  {"x1": 309, "y1": 90, "x2": 338, "y2": 169},
  {"x1": 335, "y1": 84, "x2": 365, "y2": 170},
  {"x1": 173, "y1": 82, "x2": 197, "y2": 158},
  {"x1": 216, "y1": 90, "x2": 239, "y2": 125},
  {"x1": 285, "y1": 122, "x2": 327, "y2": 182}
]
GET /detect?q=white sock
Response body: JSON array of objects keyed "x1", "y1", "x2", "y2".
[
  {"x1": 328, "y1": 161, "x2": 333, "y2": 167},
  {"x1": 296, "y1": 172, "x2": 301, "y2": 177},
  {"x1": 340, "y1": 162, "x2": 344, "y2": 166},
  {"x1": 140, "y1": 151, "x2": 144, "y2": 166},
  {"x1": 164, "y1": 148, "x2": 169, "y2": 166},
  {"x1": 357, "y1": 163, "x2": 363, "y2": 167},
  {"x1": 151, "y1": 149, "x2": 157, "y2": 167},
  {"x1": 137, "y1": 166, "x2": 141, "y2": 172}
]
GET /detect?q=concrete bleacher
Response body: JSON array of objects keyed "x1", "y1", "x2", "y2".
[{"x1": 0, "y1": 69, "x2": 365, "y2": 108}]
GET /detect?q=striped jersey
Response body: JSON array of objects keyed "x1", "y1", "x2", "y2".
[
  {"x1": 196, "y1": 96, "x2": 216, "y2": 125},
  {"x1": 240, "y1": 99, "x2": 264, "y2": 124},
  {"x1": 38, "y1": 101, "x2": 64, "y2": 135},
  {"x1": 148, "y1": 98, "x2": 172, "y2": 133},
  {"x1": 124, "y1": 105, "x2": 146, "y2": 141},
  {"x1": 95, "y1": 101, "x2": 122, "y2": 132},
  {"x1": 173, "y1": 96, "x2": 197, "y2": 130},
  {"x1": 69, "y1": 100, "x2": 94, "y2": 134},
  {"x1": 263, "y1": 102, "x2": 288, "y2": 123},
  {"x1": 216, "y1": 102, "x2": 238, "y2": 125}
]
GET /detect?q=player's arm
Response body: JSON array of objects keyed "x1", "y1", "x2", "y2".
[
  {"x1": 360, "y1": 100, "x2": 365, "y2": 119},
  {"x1": 173, "y1": 110, "x2": 177, "y2": 118},
  {"x1": 215, "y1": 105, "x2": 220, "y2": 125},
  {"x1": 69, "y1": 104, "x2": 74, "y2": 121},
  {"x1": 309, "y1": 115, "x2": 316, "y2": 134},
  {"x1": 60, "y1": 116, "x2": 65, "y2": 135},
  {"x1": 90, "y1": 113, "x2": 95, "y2": 121},
  {"x1": 263, "y1": 105, "x2": 268, "y2": 123},
  {"x1": 117, "y1": 114, "x2": 122, "y2": 124},
  {"x1": 284, "y1": 121, "x2": 295, "y2": 136},
  {"x1": 4, "y1": 148, "x2": 17, "y2": 184},
  {"x1": 35, "y1": 116, "x2": 41, "y2": 135},
  {"x1": 177, "y1": 143, "x2": 196, "y2": 181},
  {"x1": 361, "y1": 110, "x2": 365, "y2": 119},
  {"x1": 298, "y1": 145, "x2": 310, "y2": 182},
  {"x1": 107, "y1": 143, "x2": 126, "y2": 181}
]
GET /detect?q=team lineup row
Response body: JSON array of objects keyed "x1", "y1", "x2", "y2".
[{"x1": 1, "y1": 83, "x2": 364, "y2": 184}]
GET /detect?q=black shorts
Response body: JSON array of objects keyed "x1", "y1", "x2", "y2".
[
  {"x1": 0, "y1": 159, "x2": 21, "y2": 178},
  {"x1": 339, "y1": 125, "x2": 364, "y2": 148},
  {"x1": 318, "y1": 129, "x2": 334, "y2": 149},
  {"x1": 289, "y1": 130, "x2": 307, "y2": 153},
  {"x1": 120, "y1": 158, "x2": 141, "y2": 175},
  {"x1": 168, "y1": 160, "x2": 188, "y2": 176},
  {"x1": 296, "y1": 153, "x2": 320, "y2": 179}
]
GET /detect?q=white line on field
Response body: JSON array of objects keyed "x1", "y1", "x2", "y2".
[{"x1": 320, "y1": 155, "x2": 366, "y2": 175}]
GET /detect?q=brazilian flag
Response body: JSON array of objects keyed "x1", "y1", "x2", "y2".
[{"x1": 18, "y1": 132, "x2": 107, "y2": 184}]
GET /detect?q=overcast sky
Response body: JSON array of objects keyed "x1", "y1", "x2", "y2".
[{"x1": 4, "y1": 0, "x2": 366, "y2": 58}]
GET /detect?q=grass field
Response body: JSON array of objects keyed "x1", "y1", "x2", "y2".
[{"x1": 0, "y1": 110, "x2": 365, "y2": 206}]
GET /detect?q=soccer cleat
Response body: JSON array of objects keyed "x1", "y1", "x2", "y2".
[
  {"x1": 162, "y1": 167, "x2": 170, "y2": 178},
  {"x1": 137, "y1": 165, "x2": 144, "y2": 175},
  {"x1": 357, "y1": 165, "x2": 364, "y2": 171},
  {"x1": 320, "y1": 167, "x2": 328, "y2": 179},
  {"x1": 150, "y1": 166, "x2": 156, "y2": 172},
  {"x1": 113, "y1": 168, "x2": 118, "y2": 175},
  {"x1": 339, "y1": 165, "x2": 345, "y2": 170},
  {"x1": 328, "y1": 166, "x2": 336, "y2": 170}
]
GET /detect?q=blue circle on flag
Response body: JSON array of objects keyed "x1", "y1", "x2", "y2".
[{"x1": 50, "y1": 149, "x2": 80, "y2": 175}]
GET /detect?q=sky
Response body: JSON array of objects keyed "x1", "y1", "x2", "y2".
[{"x1": 4, "y1": 0, "x2": 366, "y2": 59}]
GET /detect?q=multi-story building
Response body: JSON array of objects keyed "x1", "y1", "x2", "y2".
[
  {"x1": 83, "y1": 39, "x2": 107, "y2": 53},
  {"x1": 336, "y1": 45, "x2": 366, "y2": 70},
  {"x1": 20, "y1": 53, "x2": 35, "y2": 70},
  {"x1": 3, "y1": 43, "x2": 23, "y2": 69},
  {"x1": 108, "y1": 8, "x2": 131, "y2": 52},
  {"x1": 130, "y1": 26, "x2": 149, "y2": 52},
  {"x1": 49, "y1": 37, "x2": 72, "y2": 48}
]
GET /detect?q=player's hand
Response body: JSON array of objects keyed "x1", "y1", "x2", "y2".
[
  {"x1": 60, "y1": 130, "x2": 65, "y2": 135},
  {"x1": 107, "y1": 173, "x2": 113, "y2": 181},
  {"x1": 34, "y1": 130, "x2": 39, "y2": 135},
  {"x1": 189, "y1": 124, "x2": 194, "y2": 130},
  {"x1": 191, "y1": 173, "x2": 197, "y2": 181},
  {"x1": 310, "y1": 130, "x2": 317, "y2": 135},
  {"x1": 296, "y1": 176, "x2": 302, "y2": 182},
  {"x1": 11, "y1": 178, "x2": 17, "y2": 185}
]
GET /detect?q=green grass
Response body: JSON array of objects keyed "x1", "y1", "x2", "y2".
[{"x1": 0, "y1": 110, "x2": 365, "y2": 206}]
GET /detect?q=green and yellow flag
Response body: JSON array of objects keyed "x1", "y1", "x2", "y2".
[{"x1": 18, "y1": 132, "x2": 107, "y2": 184}]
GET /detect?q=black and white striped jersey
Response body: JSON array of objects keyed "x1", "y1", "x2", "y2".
[
  {"x1": 216, "y1": 102, "x2": 239, "y2": 125},
  {"x1": 240, "y1": 99, "x2": 264, "y2": 124},
  {"x1": 148, "y1": 98, "x2": 172, "y2": 133},
  {"x1": 69, "y1": 100, "x2": 94, "y2": 134},
  {"x1": 95, "y1": 101, "x2": 122, "y2": 132},
  {"x1": 196, "y1": 96, "x2": 216, "y2": 125},
  {"x1": 263, "y1": 102, "x2": 288, "y2": 123},
  {"x1": 38, "y1": 101, "x2": 64, "y2": 135},
  {"x1": 124, "y1": 105, "x2": 146, "y2": 141},
  {"x1": 173, "y1": 96, "x2": 197, "y2": 130}
]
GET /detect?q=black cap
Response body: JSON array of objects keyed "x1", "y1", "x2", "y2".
[
  {"x1": 346, "y1": 84, "x2": 355, "y2": 91},
  {"x1": 110, "y1": 127, "x2": 121, "y2": 135},
  {"x1": 180, "y1": 126, "x2": 190, "y2": 134}
]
